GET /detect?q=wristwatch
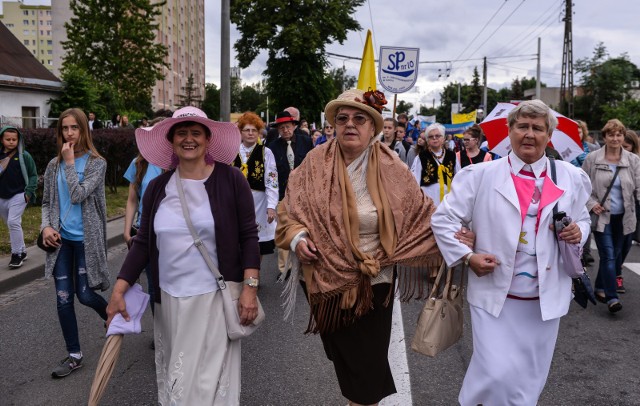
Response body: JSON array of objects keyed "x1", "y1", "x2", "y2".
[
  {"x1": 244, "y1": 277, "x2": 259, "y2": 288},
  {"x1": 463, "y1": 252, "x2": 474, "y2": 267}
]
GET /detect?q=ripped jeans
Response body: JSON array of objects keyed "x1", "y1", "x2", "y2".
[{"x1": 53, "y1": 239, "x2": 108, "y2": 353}]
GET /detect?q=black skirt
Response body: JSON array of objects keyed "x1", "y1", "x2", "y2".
[{"x1": 316, "y1": 282, "x2": 397, "y2": 404}]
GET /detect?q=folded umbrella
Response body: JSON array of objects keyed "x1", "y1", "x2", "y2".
[
  {"x1": 554, "y1": 215, "x2": 597, "y2": 308},
  {"x1": 88, "y1": 284, "x2": 149, "y2": 406}
]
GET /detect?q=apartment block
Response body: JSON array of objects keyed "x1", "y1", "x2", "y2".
[
  {"x1": 51, "y1": 0, "x2": 205, "y2": 112},
  {"x1": 0, "y1": 1, "x2": 54, "y2": 72}
]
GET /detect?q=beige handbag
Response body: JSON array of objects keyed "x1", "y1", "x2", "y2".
[{"x1": 411, "y1": 261, "x2": 464, "y2": 357}]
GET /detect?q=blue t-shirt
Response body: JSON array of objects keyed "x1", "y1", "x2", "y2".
[
  {"x1": 58, "y1": 153, "x2": 90, "y2": 241},
  {"x1": 608, "y1": 164, "x2": 624, "y2": 215},
  {"x1": 123, "y1": 158, "x2": 163, "y2": 226}
]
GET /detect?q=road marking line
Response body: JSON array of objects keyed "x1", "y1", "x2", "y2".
[
  {"x1": 624, "y1": 262, "x2": 640, "y2": 277},
  {"x1": 381, "y1": 296, "x2": 413, "y2": 406}
]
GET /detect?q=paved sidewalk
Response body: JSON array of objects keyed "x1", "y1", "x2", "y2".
[{"x1": 0, "y1": 216, "x2": 125, "y2": 294}]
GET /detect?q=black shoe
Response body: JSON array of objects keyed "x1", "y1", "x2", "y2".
[
  {"x1": 595, "y1": 291, "x2": 607, "y2": 304},
  {"x1": 8, "y1": 253, "x2": 23, "y2": 268},
  {"x1": 608, "y1": 300, "x2": 622, "y2": 313},
  {"x1": 582, "y1": 252, "x2": 594, "y2": 264}
]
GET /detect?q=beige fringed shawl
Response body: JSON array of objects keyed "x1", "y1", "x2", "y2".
[{"x1": 276, "y1": 139, "x2": 442, "y2": 334}]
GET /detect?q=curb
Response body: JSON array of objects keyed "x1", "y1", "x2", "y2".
[{"x1": 0, "y1": 216, "x2": 125, "y2": 295}]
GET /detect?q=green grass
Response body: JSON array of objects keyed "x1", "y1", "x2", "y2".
[{"x1": 0, "y1": 186, "x2": 129, "y2": 255}]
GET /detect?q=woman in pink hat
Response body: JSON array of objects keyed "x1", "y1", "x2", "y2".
[{"x1": 106, "y1": 107, "x2": 261, "y2": 404}]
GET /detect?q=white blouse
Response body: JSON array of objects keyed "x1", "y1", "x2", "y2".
[{"x1": 154, "y1": 173, "x2": 219, "y2": 297}]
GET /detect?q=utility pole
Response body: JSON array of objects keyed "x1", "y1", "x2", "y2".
[
  {"x1": 560, "y1": 0, "x2": 574, "y2": 117},
  {"x1": 482, "y1": 56, "x2": 488, "y2": 112},
  {"x1": 536, "y1": 38, "x2": 542, "y2": 100},
  {"x1": 220, "y1": 0, "x2": 231, "y2": 121}
]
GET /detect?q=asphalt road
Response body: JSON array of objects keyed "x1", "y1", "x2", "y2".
[{"x1": 1, "y1": 242, "x2": 639, "y2": 405}]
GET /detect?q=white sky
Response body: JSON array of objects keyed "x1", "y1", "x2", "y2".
[{"x1": 9, "y1": 1, "x2": 640, "y2": 111}]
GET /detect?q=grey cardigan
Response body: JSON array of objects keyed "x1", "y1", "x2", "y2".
[
  {"x1": 41, "y1": 155, "x2": 110, "y2": 291},
  {"x1": 582, "y1": 147, "x2": 640, "y2": 235}
]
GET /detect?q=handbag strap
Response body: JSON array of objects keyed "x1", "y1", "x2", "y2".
[
  {"x1": 174, "y1": 168, "x2": 227, "y2": 290},
  {"x1": 428, "y1": 261, "x2": 465, "y2": 302},
  {"x1": 598, "y1": 166, "x2": 621, "y2": 206}
]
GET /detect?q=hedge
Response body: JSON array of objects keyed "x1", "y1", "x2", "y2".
[{"x1": 18, "y1": 128, "x2": 138, "y2": 202}]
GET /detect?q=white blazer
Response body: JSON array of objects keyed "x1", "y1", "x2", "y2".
[{"x1": 431, "y1": 155, "x2": 591, "y2": 321}]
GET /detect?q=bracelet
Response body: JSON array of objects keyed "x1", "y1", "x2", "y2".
[
  {"x1": 464, "y1": 252, "x2": 474, "y2": 267},
  {"x1": 299, "y1": 237, "x2": 308, "y2": 245},
  {"x1": 244, "y1": 277, "x2": 259, "y2": 288}
]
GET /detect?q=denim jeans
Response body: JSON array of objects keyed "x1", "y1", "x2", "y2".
[
  {"x1": 593, "y1": 214, "x2": 633, "y2": 301},
  {"x1": 53, "y1": 239, "x2": 108, "y2": 353}
]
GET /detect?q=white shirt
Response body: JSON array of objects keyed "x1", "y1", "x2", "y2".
[{"x1": 155, "y1": 173, "x2": 219, "y2": 297}]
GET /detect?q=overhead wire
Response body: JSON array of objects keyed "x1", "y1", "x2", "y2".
[
  {"x1": 496, "y1": 2, "x2": 564, "y2": 57},
  {"x1": 492, "y1": 0, "x2": 563, "y2": 57},
  {"x1": 449, "y1": 0, "x2": 510, "y2": 71},
  {"x1": 451, "y1": 0, "x2": 528, "y2": 72}
]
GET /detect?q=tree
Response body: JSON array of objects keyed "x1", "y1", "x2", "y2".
[
  {"x1": 231, "y1": 0, "x2": 365, "y2": 121},
  {"x1": 574, "y1": 43, "x2": 640, "y2": 128},
  {"x1": 603, "y1": 99, "x2": 640, "y2": 130},
  {"x1": 230, "y1": 76, "x2": 242, "y2": 113},
  {"x1": 48, "y1": 65, "x2": 100, "y2": 119},
  {"x1": 510, "y1": 77, "x2": 524, "y2": 101},
  {"x1": 61, "y1": 0, "x2": 168, "y2": 114},
  {"x1": 201, "y1": 83, "x2": 221, "y2": 120},
  {"x1": 177, "y1": 74, "x2": 203, "y2": 107},
  {"x1": 464, "y1": 67, "x2": 482, "y2": 112},
  {"x1": 327, "y1": 66, "x2": 357, "y2": 98},
  {"x1": 238, "y1": 85, "x2": 262, "y2": 113},
  {"x1": 396, "y1": 100, "x2": 413, "y2": 115}
]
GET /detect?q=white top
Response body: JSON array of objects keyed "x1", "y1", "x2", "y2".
[{"x1": 155, "y1": 173, "x2": 219, "y2": 297}]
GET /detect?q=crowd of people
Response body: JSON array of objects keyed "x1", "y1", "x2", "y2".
[{"x1": 1, "y1": 88, "x2": 639, "y2": 405}]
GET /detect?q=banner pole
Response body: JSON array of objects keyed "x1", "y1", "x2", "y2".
[{"x1": 392, "y1": 94, "x2": 398, "y2": 120}]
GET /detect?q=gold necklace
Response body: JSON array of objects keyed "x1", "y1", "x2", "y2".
[{"x1": 431, "y1": 149, "x2": 445, "y2": 160}]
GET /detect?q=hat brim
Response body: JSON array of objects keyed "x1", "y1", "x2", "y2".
[
  {"x1": 324, "y1": 100, "x2": 384, "y2": 135},
  {"x1": 270, "y1": 118, "x2": 299, "y2": 128},
  {"x1": 135, "y1": 116, "x2": 240, "y2": 170}
]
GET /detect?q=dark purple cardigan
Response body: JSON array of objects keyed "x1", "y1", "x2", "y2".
[{"x1": 117, "y1": 163, "x2": 260, "y2": 303}]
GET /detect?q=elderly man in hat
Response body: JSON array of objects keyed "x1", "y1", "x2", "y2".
[{"x1": 268, "y1": 110, "x2": 313, "y2": 281}]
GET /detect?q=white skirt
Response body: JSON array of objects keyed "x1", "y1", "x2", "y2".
[
  {"x1": 154, "y1": 289, "x2": 241, "y2": 406},
  {"x1": 459, "y1": 298, "x2": 561, "y2": 406}
]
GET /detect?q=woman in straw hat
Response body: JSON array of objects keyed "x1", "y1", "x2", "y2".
[
  {"x1": 106, "y1": 106, "x2": 260, "y2": 404},
  {"x1": 276, "y1": 88, "x2": 448, "y2": 405}
]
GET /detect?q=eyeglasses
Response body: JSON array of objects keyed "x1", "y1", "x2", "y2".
[
  {"x1": 427, "y1": 134, "x2": 443, "y2": 140},
  {"x1": 335, "y1": 114, "x2": 370, "y2": 126},
  {"x1": 61, "y1": 125, "x2": 80, "y2": 132},
  {"x1": 324, "y1": 126, "x2": 333, "y2": 129},
  {"x1": 241, "y1": 128, "x2": 258, "y2": 134},
  {"x1": 462, "y1": 138, "x2": 474, "y2": 142}
]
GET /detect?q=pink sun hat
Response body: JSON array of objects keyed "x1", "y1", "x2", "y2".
[{"x1": 135, "y1": 106, "x2": 241, "y2": 170}]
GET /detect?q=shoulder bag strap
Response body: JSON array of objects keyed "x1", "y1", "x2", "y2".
[
  {"x1": 174, "y1": 168, "x2": 227, "y2": 290},
  {"x1": 598, "y1": 166, "x2": 622, "y2": 206}
]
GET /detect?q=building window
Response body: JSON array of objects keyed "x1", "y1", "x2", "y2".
[
  {"x1": 47, "y1": 10, "x2": 51, "y2": 16},
  {"x1": 47, "y1": 50, "x2": 52, "y2": 54},
  {"x1": 32, "y1": 20, "x2": 35, "y2": 25},
  {"x1": 47, "y1": 21, "x2": 51, "y2": 26},
  {"x1": 31, "y1": 10, "x2": 35, "y2": 15},
  {"x1": 47, "y1": 30, "x2": 51, "y2": 35},
  {"x1": 47, "y1": 40, "x2": 52, "y2": 45},
  {"x1": 23, "y1": 10, "x2": 29, "y2": 16},
  {"x1": 6, "y1": 23, "x2": 14, "y2": 27},
  {"x1": 41, "y1": 59, "x2": 44, "y2": 64},
  {"x1": 48, "y1": 60, "x2": 52, "y2": 65},
  {"x1": 23, "y1": 19, "x2": 29, "y2": 25},
  {"x1": 23, "y1": 40, "x2": 30, "y2": 45},
  {"x1": 23, "y1": 30, "x2": 30, "y2": 35},
  {"x1": 32, "y1": 40, "x2": 36, "y2": 45},
  {"x1": 32, "y1": 50, "x2": 36, "y2": 55},
  {"x1": 40, "y1": 30, "x2": 44, "y2": 35}
]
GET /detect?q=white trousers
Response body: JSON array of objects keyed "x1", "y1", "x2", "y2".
[
  {"x1": 459, "y1": 299, "x2": 561, "y2": 406},
  {"x1": 0, "y1": 193, "x2": 27, "y2": 254}
]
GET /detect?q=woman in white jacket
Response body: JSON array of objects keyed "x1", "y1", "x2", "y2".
[{"x1": 431, "y1": 100, "x2": 591, "y2": 406}]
